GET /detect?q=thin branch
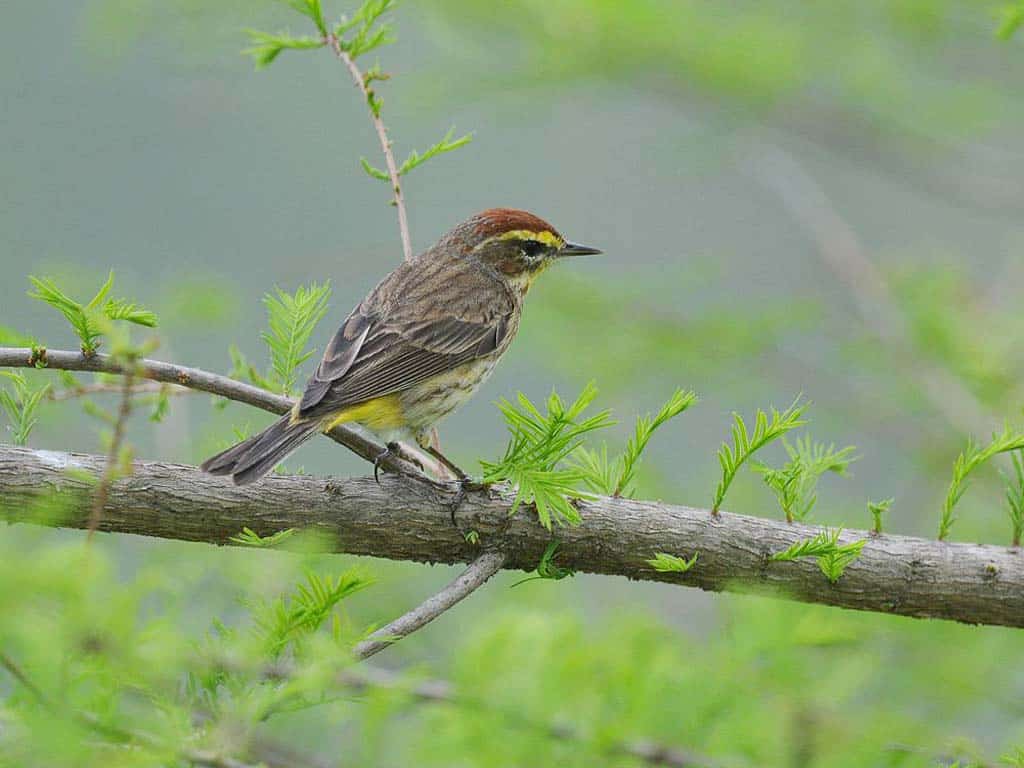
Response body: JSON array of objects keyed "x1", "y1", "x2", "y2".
[
  {"x1": 48, "y1": 381, "x2": 189, "y2": 402},
  {"x1": 747, "y1": 142, "x2": 1000, "y2": 438},
  {"x1": 0, "y1": 651, "x2": 49, "y2": 705},
  {"x1": 340, "y1": 666, "x2": 731, "y2": 768},
  {"x1": 326, "y1": 33, "x2": 413, "y2": 262},
  {"x1": 0, "y1": 346, "x2": 422, "y2": 478},
  {"x1": 88, "y1": 366, "x2": 135, "y2": 540},
  {"x1": 3, "y1": 445, "x2": 1023, "y2": 628},
  {"x1": 353, "y1": 550, "x2": 507, "y2": 660}
]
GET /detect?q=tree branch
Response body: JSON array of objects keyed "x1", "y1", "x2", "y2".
[
  {"x1": 353, "y1": 550, "x2": 507, "y2": 660},
  {"x1": 3, "y1": 445, "x2": 1022, "y2": 628},
  {"x1": 0, "y1": 347, "x2": 422, "y2": 477},
  {"x1": 326, "y1": 33, "x2": 413, "y2": 263}
]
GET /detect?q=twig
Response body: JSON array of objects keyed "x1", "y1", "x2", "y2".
[
  {"x1": 340, "y1": 665, "x2": 731, "y2": 768},
  {"x1": 87, "y1": 366, "x2": 135, "y2": 540},
  {"x1": 326, "y1": 33, "x2": 413, "y2": 262},
  {"x1": 0, "y1": 346, "x2": 422, "y2": 478},
  {"x1": 0, "y1": 651, "x2": 49, "y2": 705},
  {"x1": 4, "y1": 445, "x2": 1024, "y2": 628},
  {"x1": 353, "y1": 550, "x2": 507, "y2": 659},
  {"x1": 48, "y1": 381, "x2": 188, "y2": 402},
  {"x1": 747, "y1": 142, "x2": 1000, "y2": 438}
]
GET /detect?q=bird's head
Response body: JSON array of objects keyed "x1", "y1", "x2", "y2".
[{"x1": 440, "y1": 208, "x2": 601, "y2": 291}]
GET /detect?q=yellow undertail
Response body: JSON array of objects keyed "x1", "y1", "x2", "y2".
[{"x1": 319, "y1": 394, "x2": 406, "y2": 433}]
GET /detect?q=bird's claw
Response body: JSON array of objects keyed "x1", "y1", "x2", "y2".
[
  {"x1": 373, "y1": 442, "x2": 400, "y2": 484},
  {"x1": 449, "y1": 475, "x2": 489, "y2": 529}
]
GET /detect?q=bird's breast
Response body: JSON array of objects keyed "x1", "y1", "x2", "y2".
[{"x1": 398, "y1": 355, "x2": 503, "y2": 432}]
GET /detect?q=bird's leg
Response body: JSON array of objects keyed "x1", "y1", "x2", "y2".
[
  {"x1": 422, "y1": 444, "x2": 486, "y2": 529},
  {"x1": 373, "y1": 441, "x2": 400, "y2": 484}
]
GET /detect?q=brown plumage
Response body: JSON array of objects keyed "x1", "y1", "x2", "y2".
[{"x1": 202, "y1": 208, "x2": 600, "y2": 485}]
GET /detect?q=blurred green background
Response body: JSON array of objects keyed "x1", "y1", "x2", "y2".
[{"x1": 2, "y1": 1, "x2": 1024, "y2": 765}]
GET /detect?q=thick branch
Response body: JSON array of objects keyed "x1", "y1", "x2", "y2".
[
  {"x1": 2, "y1": 445, "x2": 1022, "y2": 628},
  {"x1": 326, "y1": 34, "x2": 413, "y2": 262},
  {"x1": 354, "y1": 551, "x2": 507, "y2": 659},
  {"x1": 0, "y1": 347, "x2": 420, "y2": 477}
]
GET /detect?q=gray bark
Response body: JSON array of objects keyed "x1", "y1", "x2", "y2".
[{"x1": 2, "y1": 445, "x2": 1021, "y2": 628}]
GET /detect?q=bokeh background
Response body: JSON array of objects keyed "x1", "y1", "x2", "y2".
[{"x1": 3, "y1": 1, "x2": 1024, "y2": 765}]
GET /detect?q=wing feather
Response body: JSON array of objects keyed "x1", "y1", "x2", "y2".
[{"x1": 297, "y1": 259, "x2": 514, "y2": 419}]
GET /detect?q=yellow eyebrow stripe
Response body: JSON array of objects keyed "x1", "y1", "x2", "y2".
[{"x1": 496, "y1": 229, "x2": 564, "y2": 248}]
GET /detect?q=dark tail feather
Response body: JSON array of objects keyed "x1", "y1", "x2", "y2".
[{"x1": 200, "y1": 414, "x2": 321, "y2": 485}]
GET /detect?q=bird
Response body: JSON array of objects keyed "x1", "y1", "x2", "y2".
[{"x1": 201, "y1": 208, "x2": 601, "y2": 486}]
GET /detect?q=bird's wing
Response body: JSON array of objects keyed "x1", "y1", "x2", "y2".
[{"x1": 298, "y1": 259, "x2": 514, "y2": 417}]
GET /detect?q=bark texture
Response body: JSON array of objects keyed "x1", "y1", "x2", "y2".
[{"x1": 2, "y1": 445, "x2": 1021, "y2": 628}]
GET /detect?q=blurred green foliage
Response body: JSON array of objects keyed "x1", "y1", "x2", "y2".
[{"x1": 3, "y1": 1, "x2": 1024, "y2": 766}]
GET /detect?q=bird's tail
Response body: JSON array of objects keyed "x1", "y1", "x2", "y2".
[{"x1": 201, "y1": 413, "x2": 321, "y2": 485}]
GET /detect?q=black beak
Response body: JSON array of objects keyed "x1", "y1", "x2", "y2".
[{"x1": 558, "y1": 241, "x2": 602, "y2": 257}]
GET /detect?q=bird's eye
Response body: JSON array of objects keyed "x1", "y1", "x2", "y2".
[{"x1": 520, "y1": 240, "x2": 546, "y2": 259}]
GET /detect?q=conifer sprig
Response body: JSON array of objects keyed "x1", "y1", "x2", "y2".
[
  {"x1": 482, "y1": 383, "x2": 614, "y2": 529},
  {"x1": 712, "y1": 398, "x2": 808, "y2": 513},
  {"x1": 253, "y1": 570, "x2": 373, "y2": 657},
  {"x1": 230, "y1": 526, "x2": 298, "y2": 549},
  {"x1": 261, "y1": 281, "x2": 332, "y2": 396},
  {"x1": 753, "y1": 435, "x2": 857, "y2": 522},
  {"x1": 770, "y1": 528, "x2": 866, "y2": 583},
  {"x1": 27, "y1": 272, "x2": 158, "y2": 355},
  {"x1": 1001, "y1": 450, "x2": 1024, "y2": 547},
  {"x1": 868, "y1": 497, "x2": 894, "y2": 535},
  {"x1": 647, "y1": 551, "x2": 699, "y2": 573},
  {"x1": 573, "y1": 388, "x2": 697, "y2": 497},
  {"x1": 940, "y1": 426, "x2": 1024, "y2": 540},
  {"x1": 0, "y1": 372, "x2": 50, "y2": 446}
]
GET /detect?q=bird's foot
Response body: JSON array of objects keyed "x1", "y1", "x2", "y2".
[
  {"x1": 373, "y1": 441, "x2": 401, "y2": 484},
  {"x1": 448, "y1": 474, "x2": 490, "y2": 530}
]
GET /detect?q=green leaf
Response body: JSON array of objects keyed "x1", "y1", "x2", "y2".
[
  {"x1": 712, "y1": 397, "x2": 808, "y2": 513},
  {"x1": 940, "y1": 425, "x2": 1024, "y2": 540},
  {"x1": 482, "y1": 382, "x2": 614, "y2": 529},
  {"x1": 817, "y1": 538, "x2": 866, "y2": 584},
  {"x1": 753, "y1": 435, "x2": 857, "y2": 522},
  {"x1": 1001, "y1": 451, "x2": 1024, "y2": 546},
  {"x1": 244, "y1": 29, "x2": 325, "y2": 69},
  {"x1": 282, "y1": 0, "x2": 327, "y2": 36},
  {"x1": 868, "y1": 497, "x2": 894, "y2": 535},
  {"x1": 227, "y1": 344, "x2": 276, "y2": 393},
  {"x1": 230, "y1": 526, "x2": 297, "y2": 549},
  {"x1": 647, "y1": 551, "x2": 699, "y2": 573},
  {"x1": 510, "y1": 541, "x2": 575, "y2": 586},
  {"x1": 397, "y1": 128, "x2": 473, "y2": 176},
  {"x1": 28, "y1": 275, "x2": 104, "y2": 354},
  {"x1": 260, "y1": 281, "x2": 332, "y2": 396},
  {"x1": 149, "y1": 386, "x2": 170, "y2": 424},
  {"x1": 573, "y1": 444, "x2": 618, "y2": 496},
  {"x1": 770, "y1": 530, "x2": 840, "y2": 562},
  {"x1": 997, "y1": 4, "x2": 1024, "y2": 39},
  {"x1": 103, "y1": 298, "x2": 158, "y2": 327},
  {"x1": 0, "y1": 372, "x2": 50, "y2": 446},
  {"x1": 338, "y1": 0, "x2": 397, "y2": 59},
  {"x1": 27, "y1": 271, "x2": 156, "y2": 354},
  {"x1": 360, "y1": 156, "x2": 390, "y2": 181},
  {"x1": 770, "y1": 528, "x2": 866, "y2": 584},
  {"x1": 613, "y1": 388, "x2": 697, "y2": 497},
  {"x1": 253, "y1": 570, "x2": 373, "y2": 657},
  {"x1": 0, "y1": 325, "x2": 35, "y2": 346}
]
